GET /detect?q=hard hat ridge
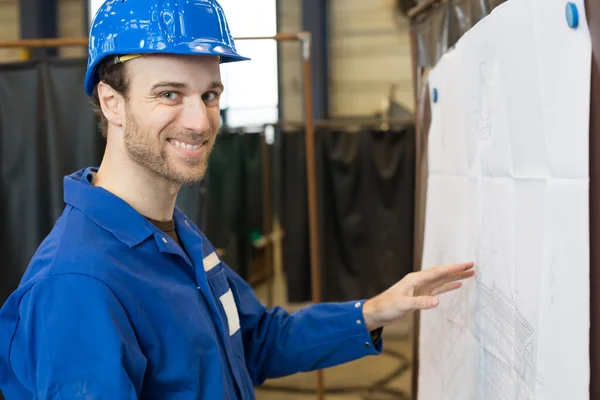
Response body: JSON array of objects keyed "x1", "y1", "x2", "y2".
[{"x1": 84, "y1": 0, "x2": 250, "y2": 96}]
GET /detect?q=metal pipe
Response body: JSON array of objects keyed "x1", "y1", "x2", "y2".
[
  {"x1": 270, "y1": 117, "x2": 415, "y2": 129},
  {"x1": 0, "y1": 33, "x2": 306, "y2": 48},
  {"x1": 300, "y1": 31, "x2": 325, "y2": 400},
  {"x1": 235, "y1": 33, "x2": 301, "y2": 42},
  {"x1": 0, "y1": 37, "x2": 88, "y2": 48},
  {"x1": 407, "y1": 25, "x2": 421, "y2": 400},
  {"x1": 261, "y1": 135, "x2": 274, "y2": 309}
]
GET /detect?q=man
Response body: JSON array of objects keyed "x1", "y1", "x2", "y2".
[{"x1": 0, "y1": 0, "x2": 475, "y2": 398}]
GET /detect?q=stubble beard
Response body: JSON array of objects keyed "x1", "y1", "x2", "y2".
[{"x1": 123, "y1": 112, "x2": 216, "y2": 185}]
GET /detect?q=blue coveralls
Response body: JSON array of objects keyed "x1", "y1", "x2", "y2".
[{"x1": 0, "y1": 167, "x2": 383, "y2": 399}]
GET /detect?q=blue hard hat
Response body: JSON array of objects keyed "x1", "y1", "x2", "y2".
[{"x1": 84, "y1": 0, "x2": 250, "y2": 96}]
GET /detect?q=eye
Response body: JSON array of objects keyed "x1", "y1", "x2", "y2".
[
  {"x1": 161, "y1": 91, "x2": 180, "y2": 100},
  {"x1": 202, "y1": 91, "x2": 218, "y2": 102}
]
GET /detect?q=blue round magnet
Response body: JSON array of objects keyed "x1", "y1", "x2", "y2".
[
  {"x1": 566, "y1": 2, "x2": 579, "y2": 29},
  {"x1": 432, "y1": 88, "x2": 438, "y2": 103}
]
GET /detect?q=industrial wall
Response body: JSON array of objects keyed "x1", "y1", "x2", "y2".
[
  {"x1": 0, "y1": 0, "x2": 20, "y2": 62},
  {"x1": 278, "y1": 0, "x2": 414, "y2": 120},
  {"x1": 0, "y1": 0, "x2": 86, "y2": 61},
  {"x1": 0, "y1": 0, "x2": 414, "y2": 119}
]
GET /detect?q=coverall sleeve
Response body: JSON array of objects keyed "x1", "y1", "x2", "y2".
[
  {"x1": 223, "y1": 265, "x2": 383, "y2": 385},
  {"x1": 9, "y1": 274, "x2": 147, "y2": 399}
]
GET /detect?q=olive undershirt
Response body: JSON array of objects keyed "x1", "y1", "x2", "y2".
[{"x1": 146, "y1": 217, "x2": 183, "y2": 248}]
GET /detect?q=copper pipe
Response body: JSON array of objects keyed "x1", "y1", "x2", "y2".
[
  {"x1": 299, "y1": 32, "x2": 325, "y2": 400},
  {"x1": 261, "y1": 135, "x2": 274, "y2": 309},
  {"x1": 0, "y1": 33, "x2": 305, "y2": 49},
  {"x1": 0, "y1": 37, "x2": 89, "y2": 48},
  {"x1": 407, "y1": 25, "x2": 421, "y2": 400},
  {"x1": 271, "y1": 117, "x2": 414, "y2": 129},
  {"x1": 234, "y1": 33, "x2": 301, "y2": 41}
]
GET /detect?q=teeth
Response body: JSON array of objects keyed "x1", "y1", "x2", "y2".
[{"x1": 171, "y1": 139, "x2": 201, "y2": 150}]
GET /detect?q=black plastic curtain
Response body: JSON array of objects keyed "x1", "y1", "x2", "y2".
[
  {"x1": 181, "y1": 130, "x2": 265, "y2": 279},
  {"x1": 280, "y1": 125, "x2": 416, "y2": 303},
  {"x1": 411, "y1": 0, "x2": 506, "y2": 68},
  {"x1": 0, "y1": 59, "x2": 105, "y2": 307}
]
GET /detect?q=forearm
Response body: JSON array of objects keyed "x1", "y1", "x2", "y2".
[{"x1": 244, "y1": 300, "x2": 383, "y2": 383}]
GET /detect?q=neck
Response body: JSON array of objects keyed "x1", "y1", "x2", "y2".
[{"x1": 93, "y1": 139, "x2": 181, "y2": 222}]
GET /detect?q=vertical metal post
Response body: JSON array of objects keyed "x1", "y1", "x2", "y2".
[
  {"x1": 407, "y1": 24, "x2": 422, "y2": 400},
  {"x1": 261, "y1": 135, "x2": 274, "y2": 308},
  {"x1": 299, "y1": 32, "x2": 325, "y2": 400},
  {"x1": 302, "y1": 0, "x2": 329, "y2": 120},
  {"x1": 19, "y1": 0, "x2": 58, "y2": 59},
  {"x1": 586, "y1": 1, "x2": 600, "y2": 399}
]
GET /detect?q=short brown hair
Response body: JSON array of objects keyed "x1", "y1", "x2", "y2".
[{"x1": 89, "y1": 59, "x2": 131, "y2": 138}]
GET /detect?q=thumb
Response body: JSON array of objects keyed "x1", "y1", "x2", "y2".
[{"x1": 409, "y1": 295, "x2": 439, "y2": 310}]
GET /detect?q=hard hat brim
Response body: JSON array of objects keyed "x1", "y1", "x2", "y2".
[{"x1": 84, "y1": 42, "x2": 250, "y2": 96}]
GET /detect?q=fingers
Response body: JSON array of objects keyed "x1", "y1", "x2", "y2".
[
  {"x1": 402, "y1": 264, "x2": 474, "y2": 311},
  {"x1": 413, "y1": 261, "x2": 475, "y2": 287},
  {"x1": 412, "y1": 266, "x2": 474, "y2": 297},
  {"x1": 421, "y1": 262, "x2": 474, "y2": 283},
  {"x1": 427, "y1": 269, "x2": 475, "y2": 287},
  {"x1": 443, "y1": 269, "x2": 476, "y2": 284},
  {"x1": 410, "y1": 295, "x2": 439, "y2": 309},
  {"x1": 410, "y1": 283, "x2": 463, "y2": 310},
  {"x1": 432, "y1": 261, "x2": 474, "y2": 276},
  {"x1": 431, "y1": 281, "x2": 462, "y2": 296}
]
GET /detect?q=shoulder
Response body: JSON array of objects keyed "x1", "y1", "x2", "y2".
[
  {"x1": 4, "y1": 271, "x2": 123, "y2": 325},
  {"x1": 24, "y1": 205, "x2": 132, "y2": 281},
  {"x1": 1, "y1": 204, "x2": 124, "y2": 317},
  {"x1": 21, "y1": 273, "x2": 121, "y2": 311},
  {"x1": 5, "y1": 205, "x2": 131, "y2": 323}
]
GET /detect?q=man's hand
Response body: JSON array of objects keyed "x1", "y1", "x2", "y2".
[{"x1": 362, "y1": 262, "x2": 475, "y2": 331}]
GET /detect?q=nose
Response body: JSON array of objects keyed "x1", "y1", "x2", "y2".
[{"x1": 180, "y1": 99, "x2": 211, "y2": 133}]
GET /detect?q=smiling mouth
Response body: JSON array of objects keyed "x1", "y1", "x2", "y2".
[
  {"x1": 167, "y1": 138, "x2": 208, "y2": 157},
  {"x1": 170, "y1": 139, "x2": 202, "y2": 150}
]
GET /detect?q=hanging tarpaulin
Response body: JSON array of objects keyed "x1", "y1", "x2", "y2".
[
  {"x1": 410, "y1": 0, "x2": 506, "y2": 68},
  {"x1": 0, "y1": 59, "x2": 104, "y2": 306},
  {"x1": 187, "y1": 130, "x2": 265, "y2": 280},
  {"x1": 280, "y1": 125, "x2": 416, "y2": 303}
]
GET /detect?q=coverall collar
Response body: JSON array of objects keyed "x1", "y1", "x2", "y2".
[{"x1": 63, "y1": 167, "x2": 157, "y2": 247}]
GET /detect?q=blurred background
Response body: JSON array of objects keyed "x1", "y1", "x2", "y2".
[{"x1": 0, "y1": 0, "x2": 505, "y2": 398}]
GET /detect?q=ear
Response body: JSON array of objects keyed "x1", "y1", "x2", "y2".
[{"x1": 97, "y1": 81, "x2": 126, "y2": 129}]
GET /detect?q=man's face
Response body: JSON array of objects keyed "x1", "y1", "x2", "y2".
[{"x1": 121, "y1": 54, "x2": 223, "y2": 185}]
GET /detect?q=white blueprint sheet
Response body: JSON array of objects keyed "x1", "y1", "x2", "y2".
[{"x1": 418, "y1": 0, "x2": 591, "y2": 398}]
